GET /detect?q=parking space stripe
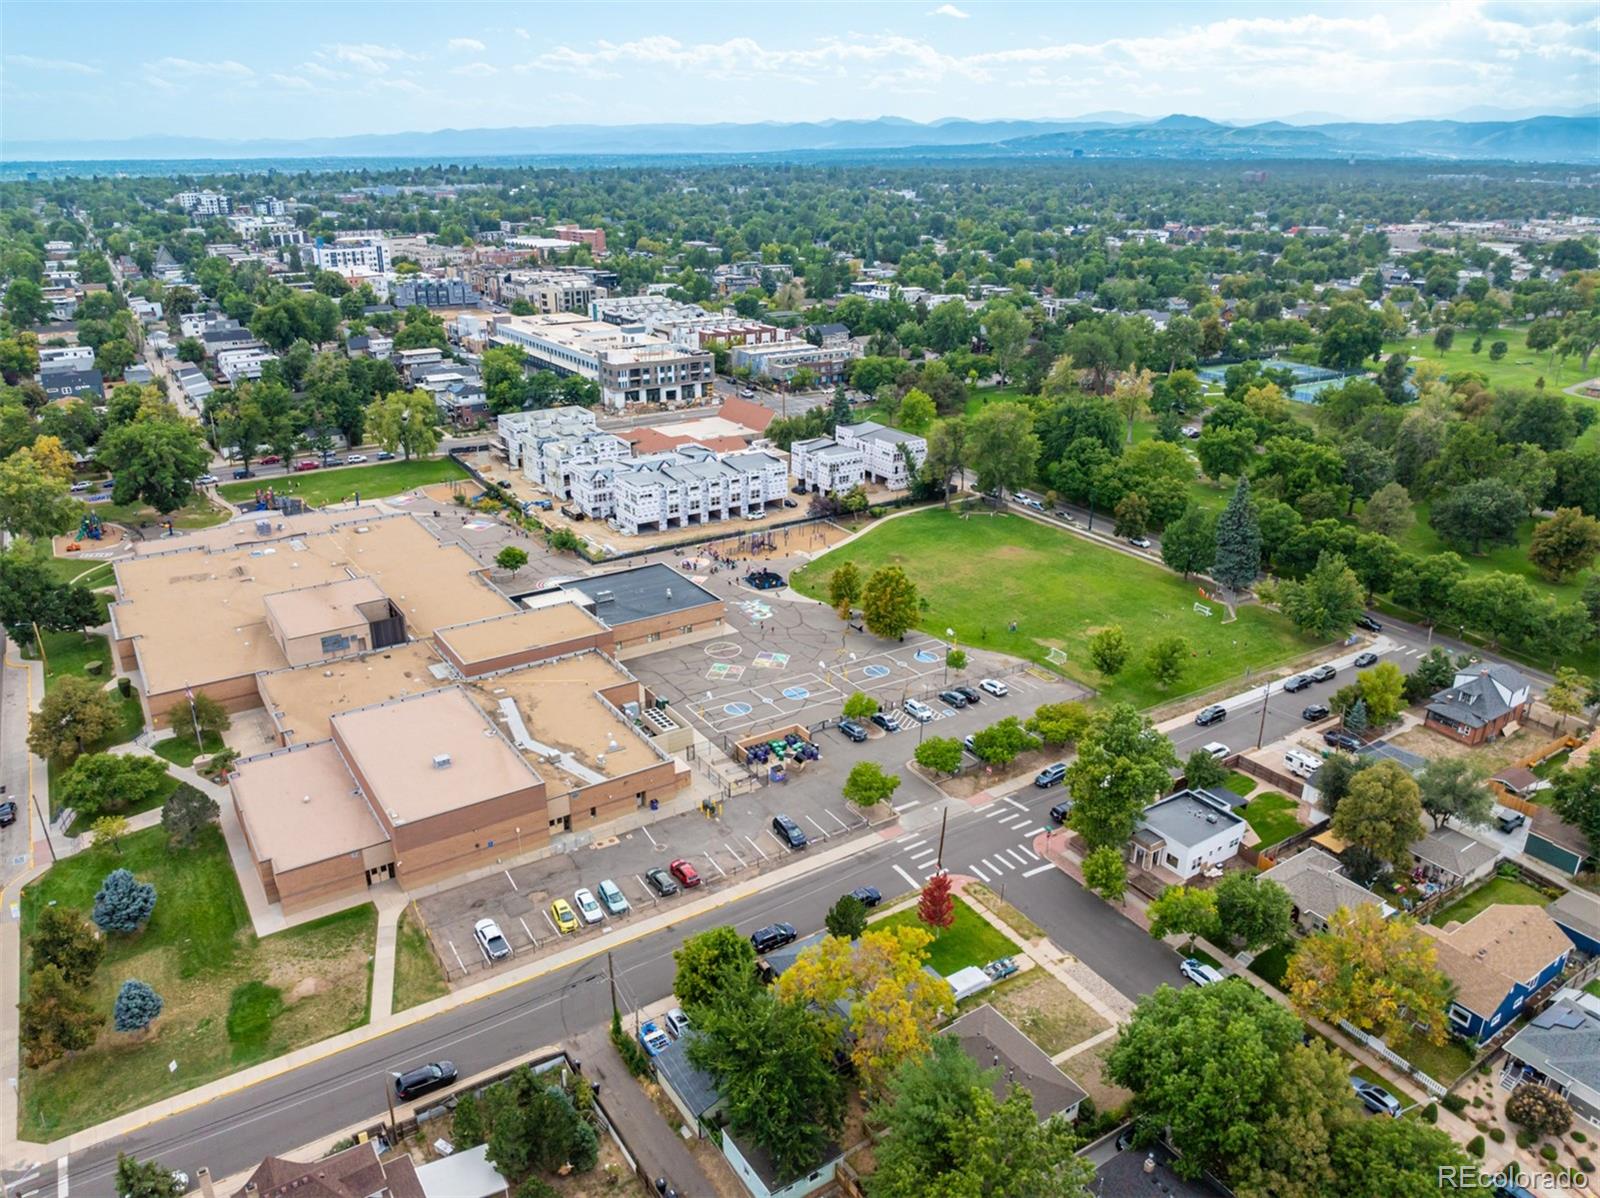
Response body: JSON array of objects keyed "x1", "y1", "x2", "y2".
[
  {"x1": 893, "y1": 864, "x2": 921, "y2": 890},
  {"x1": 518, "y1": 916, "x2": 535, "y2": 945},
  {"x1": 542, "y1": 909, "x2": 560, "y2": 936},
  {"x1": 641, "y1": 824, "x2": 662, "y2": 850},
  {"x1": 1015, "y1": 844, "x2": 1040, "y2": 861},
  {"x1": 504, "y1": 869, "x2": 518, "y2": 891},
  {"x1": 707, "y1": 854, "x2": 727, "y2": 879},
  {"x1": 724, "y1": 842, "x2": 746, "y2": 868},
  {"x1": 447, "y1": 939, "x2": 465, "y2": 972},
  {"x1": 744, "y1": 835, "x2": 769, "y2": 862},
  {"x1": 825, "y1": 809, "x2": 850, "y2": 832},
  {"x1": 892, "y1": 799, "x2": 920, "y2": 812},
  {"x1": 805, "y1": 814, "x2": 829, "y2": 841},
  {"x1": 1021, "y1": 863, "x2": 1055, "y2": 878},
  {"x1": 968, "y1": 864, "x2": 990, "y2": 882}
]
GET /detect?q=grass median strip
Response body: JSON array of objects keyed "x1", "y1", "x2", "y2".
[{"x1": 394, "y1": 907, "x2": 451, "y2": 1013}]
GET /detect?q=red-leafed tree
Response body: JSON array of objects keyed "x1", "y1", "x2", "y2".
[{"x1": 918, "y1": 872, "x2": 955, "y2": 934}]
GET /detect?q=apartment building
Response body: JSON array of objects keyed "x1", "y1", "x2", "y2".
[
  {"x1": 497, "y1": 406, "x2": 631, "y2": 497},
  {"x1": 790, "y1": 436, "x2": 866, "y2": 494},
  {"x1": 391, "y1": 278, "x2": 480, "y2": 309},
  {"x1": 837, "y1": 421, "x2": 928, "y2": 488},
  {"x1": 307, "y1": 236, "x2": 388, "y2": 275},
  {"x1": 605, "y1": 446, "x2": 788, "y2": 535},
  {"x1": 591, "y1": 296, "x2": 789, "y2": 351},
  {"x1": 553, "y1": 223, "x2": 606, "y2": 255},
  {"x1": 216, "y1": 346, "x2": 280, "y2": 384},
  {"x1": 730, "y1": 338, "x2": 856, "y2": 387},
  {"x1": 173, "y1": 190, "x2": 231, "y2": 216},
  {"x1": 504, "y1": 235, "x2": 581, "y2": 261},
  {"x1": 489, "y1": 269, "x2": 604, "y2": 313},
  {"x1": 489, "y1": 312, "x2": 714, "y2": 411}
]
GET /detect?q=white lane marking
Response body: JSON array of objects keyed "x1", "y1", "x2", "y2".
[
  {"x1": 911, "y1": 849, "x2": 938, "y2": 865},
  {"x1": 996, "y1": 812, "x2": 1028, "y2": 827},
  {"x1": 642, "y1": 824, "x2": 663, "y2": 850},
  {"x1": 1022, "y1": 863, "x2": 1055, "y2": 878},
  {"x1": 1015, "y1": 844, "x2": 1041, "y2": 861},
  {"x1": 893, "y1": 864, "x2": 921, "y2": 890},
  {"x1": 892, "y1": 799, "x2": 921, "y2": 812},
  {"x1": 894, "y1": 834, "x2": 922, "y2": 845},
  {"x1": 1003, "y1": 796, "x2": 1029, "y2": 812},
  {"x1": 968, "y1": 863, "x2": 991, "y2": 882},
  {"x1": 58, "y1": 1158, "x2": 68, "y2": 1198},
  {"x1": 504, "y1": 869, "x2": 518, "y2": 891},
  {"x1": 982, "y1": 855, "x2": 1009, "y2": 873}
]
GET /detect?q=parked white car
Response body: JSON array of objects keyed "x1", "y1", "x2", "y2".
[
  {"x1": 474, "y1": 918, "x2": 511, "y2": 961},
  {"x1": 979, "y1": 678, "x2": 1009, "y2": 697},
  {"x1": 1202, "y1": 741, "x2": 1229, "y2": 759},
  {"x1": 573, "y1": 887, "x2": 604, "y2": 924},
  {"x1": 345, "y1": 453, "x2": 368, "y2": 464},
  {"x1": 903, "y1": 699, "x2": 934, "y2": 723},
  {"x1": 1180, "y1": 957, "x2": 1224, "y2": 986}
]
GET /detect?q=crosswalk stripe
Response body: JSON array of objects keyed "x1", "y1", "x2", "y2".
[
  {"x1": 982, "y1": 805, "x2": 1008, "y2": 818},
  {"x1": 1021, "y1": 863, "x2": 1055, "y2": 878},
  {"x1": 968, "y1": 864, "x2": 990, "y2": 882},
  {"x1": 1003, "y1": 796, "x2": 1029, "y2": 812},
  {"x1": 898, "y1": 838, "x2": 926, "y2": 851},
  {"x1": 1021, "y1": 826, "x2": 1046, "y2": 838},
  {"x1": 984, "y1": 855, "x2": 1013, "y2": 873},
  {"x1": 1003, "y1": 848, "x2": 1030, "y2": 867},
  {"x1": 911, "y1": 850, "x2": 938, "y2": 865},
  {"x1": 997, "y1": 812, "x2": 1028, "y2": 826},
  {"x1": 1015, "y1": 844, "x2": 1040, "y2": 861},
  {"x1": 893, "y1": 864, "x2": 920, "y2": 889}
]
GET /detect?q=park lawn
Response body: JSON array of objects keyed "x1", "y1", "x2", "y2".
[
  {"x1": 91, "y1": 490, "x2": 228, "y2": 532},
  {"x1": 1430, "y1": 876, "x2": 1550, "y2": 926},
  {"x1": 790, "y1": 508, "x2": 1317, "y2": 708},
  {"x1": 872, "y1": 895, "x2": 1019, "y2": 975},
  {"x1": 1390, "y1": 501, "x2": 1582, "y2": 604},
  {"x1": 152, "y1": 732, "x2": 227, "y2": 769},
  {"x1": 18, "y1": 825, "x2": 377, "y2": 1139},
  {"x1": 216, "y1": 457, "x2": 468, "y2": 508},
  {"x1": 36, "y1": 557, "x2": 116, "y2": 589},
  {"x1": 1240, "y1": 792, "x2": 1300, "y2": 849},
  {"x1": 1248, "y1": 941, "x2": 1294, "y2": 988},
  {"x1": 1382, "y1": 325, "x2": 1592, "y2": 397},
  {"x1": 393, "y1": 908, "x2": 450, "y2": 1013},
  {"x1": 63, "y1": 769, "x2": 181, "y2": 836}
]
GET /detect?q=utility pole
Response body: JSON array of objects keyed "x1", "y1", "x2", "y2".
[
  {"x1": 1255, "y1": 679, "x2": 1271, "y2": 749},
  {"x1": 384, "y1": 1079, "x2": 399, "y2": 1143},
  {"x1": 607, "y1": 950, "x2": 618, "y2": 1018},
  {"x1": 935, "y1": 807, "x2": 948, "y2": 871}
]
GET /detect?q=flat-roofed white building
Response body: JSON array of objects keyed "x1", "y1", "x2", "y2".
[
  {"x1": 497, "y1": 407, "x2": 632, "y2": 497},
  {"x1": 790, "y1": 436, "x2": 865, "y2": 494},
  {"x1": 490, "y1": 313, "x2": 714, "y2": 411},
  {"x1": 837, "y1": 421, "x2": 927, "y2": 488},
  {"x1": 607, "y1": 446, "x2": 787, "y2": 535}
]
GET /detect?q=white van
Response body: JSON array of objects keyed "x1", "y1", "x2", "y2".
[{"x1": 1285, "y1": 748, "x2": 1321, "y2": 779}]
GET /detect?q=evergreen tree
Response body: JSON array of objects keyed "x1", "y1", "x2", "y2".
[
  {"x1": 1211, "y1": 475, "x2": 1262, "y2": 593},
  {"x1": 113, "y1": 979, "x2": 164, "y2": 1032},
  {"x1": 92, "y1": 868, "x2": 157, "y2": 933}
]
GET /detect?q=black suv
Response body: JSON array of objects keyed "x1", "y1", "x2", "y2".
[
  {"x1": 645, "y1": 867, "x2": 680, "y2": 896},
  {"x1": 1194, "y1": 705, "x2": 1226, "y2": 727},
  {"x1": 0, "y1": 800, "x2": 15, "y2": 828},
  {"x1": 953, "y1": 685, "x2": 983, "y2": 704},
  {"x1": 395, "y1": 1061, "x2": 457, "y2": 1101},
  {"x1": 850, "y1": 886, "x2": 882, "y2": 909},
  {"x1": 1323, "y1": 729, "x2": 1362, "y2": 751},
  {"x1": 772, "y1": 814, "x2": 808, "y2": 849},
  {"x1": 1355, "y1": 614, "x2": 1382, "y2": 632},
  {"x1": 1049, "y1": 800, "x2": 1072, "y2": 825},
  {"x1": 1282, "y1": 674, "x2": 1313, "y2": 693},
  {"x1": 937, "y1": 690, "x2": 969, "y2": 708},
  {"x1": 837, "y1": 719, "x2": 868, "y2": 742},
  {"x1": 750, "y1": 922, "x2": 798, "y2": 953}
]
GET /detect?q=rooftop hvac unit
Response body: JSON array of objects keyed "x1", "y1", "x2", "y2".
[
  {"x1": 592, "y1": 589, "x2": 615, "y2": 605},
  {"x1": 432, "y1": 753, "x2": 452, "y2": 769}
]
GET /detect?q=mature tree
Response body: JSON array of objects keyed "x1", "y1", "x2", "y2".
[
  {"x1": 91, "y1": 813, "x2": 129, "y2": 853},
  {"x1": 1414, "y1": 758, "x2": 1492, "y2": 832},
  {"x1": 966, "y1": 401, "x2": 1039, "y2": 498},
  {"x1": 672, "y1": 926, "x2": 758, "y2": 1014},
  {"x1": 1147, "y1": 884, "x2": 1218, "y2": 950},
  {"x1": 1161, "y1": 505, "x2": 1218, "y2": 578},
  {"x1": 1356, "y1": 660, "x2": 1407, "y2": 726},
  {"x1": 162, "y1": 784, "x2": 221, "y2": 847},
  {"x1": 982, "y1": 303, "x2": 1031, "y2": 384},
  {"x1": 1212, "y1": 475, "x2": 1262, "y2": 593},
  {"x1": 0, "y1": 448, "x2": 83, "y2": 538},
  {"x1": 1358, "y1": 481, "x2": 1415, "y2": 539},
  {"x1": 841, "y1": 691, "x2": 879, "y2": 721},
  {"x1": 1530, "y1": 506, "x2": 1600, "y2": 580},
  {"x1": 913, "y1": 735, "x2": 964, "y2": 776},
  {"x1": 1286, "y1": 905, "x2": 1451, "y2": 1045},
  {"x1": 1082, "y1": 844, "x2": 1127, "y2": 903},
  {"x1": 825, "y1": 894, "x2": 868, "y2": 941},
  {"x1": 27, "y1": 676, "x2": 121, "y2": 764},
  {"x1": 113, "y1": 979, "x2": 164, "y2": 1032},
  {"x1": 1543, "y1": 666, "x2": 1591, "y2": 730},
  {"x1": 1332, "y1": 760, "x2": 1425, "y2": 871},
  {"x1": 1067, "y1": 703, "x2": 1178, "y2": 850},
  {"x1": 922, "y1": 418, "x2": 967, "y2": 506},
  {"x1": 0, "y1": 543, "x2": 100, "y2": 644},
  {"x1": 5, "y1": 278, "x2": 48, "y2": 326},
  {"x1": 484, "y1": 1067, "x2": 598, "y2": 1179},
  {"x1": 969, "y1": 715, "x2": 1039, "y2": 765},
  {"x1": 1213, "y1": 873, "x2": 1293, "y2": 953},
  {"x1": 691, "y1": 990, "x2": 847, "y2": 1175},
  {"x1": 918, "y1": 872, "x2": 955, "y2": 933},
  {"x1": 897, "y1": 388, "x2": 936, "y2": 434},
  {"x1": 1113, "y1": 492, "x2": 1151, "y2": 539},
  {"x1": 92, "y1": 867, "x2": 157, "y2": 933},
  {"x1": 870, "y1": 1036, "x2": 1093, "y2": 1198},
  {"x1": 368, "y1": 390, "x2": 440, "y2": 460},
  {"x1": 1107, "y1": 979, "x2": 1305, "y2": 1180},
  {"x1": 1087, "y1": 625, "x2": 1129, "y2": 676},
  {"x1": 19, "y1": 963, "x2": 101, "y2": 1067},
  {"x1": 1111, "y1": 368, "x2": 1154, "y2": 444},
  {"x1": 1195, "y1": 424, "x2": 1256, "y2": 482},
  {"x1": 1430, "y1": 478, "x2": 1525, "y2": 555},
  {"x1": 827, "y1": 561, "x2": 862, "y2": 616},
  {"x1": 112, "y1": 1155, "x2": 185, "y2": 1198},
  {"x1": 165, "y1": 690, "x2": 230, "y2": 743},
  {"x1": 1549, "y1": 757, "x2": 1600, "y2": 856},
  {"x1": 861, "y1": 565, "x2": 920, "y2": 641},
  {"x1": 1311, "y1": 754, "x2": 1361, "y2": 822},
  {"x1": 1233, "y1": 1042, "x2": 1360, "y2": 1198},
  {"x1": 1144, "y1": 634, "x2": 1192, "y2": 690},
  {"x1": 832, "y1": 744, "x2": 907, "y2": 805},
  {"x1": 779, "y1": 926, "x2": 953, "y2": 1094},
  {"x1": 1277, "y1": 551, "x2": 1364, "y2": 639},
  {"x1": 1403, "y1": 646, "x2": 1458, "y2": 704},
  {"x1": 58, "y1": 753, "x2": 168, "y2": 822},
  {"x1": 494, "y1": 545, "x2": 529, "y2": 576},
  {"x1": 98, "y1": 411, "x2": 211, "y2": 514},
  {"x1": 1025, "y1": 700, "x2": 1090, "y2": 747},
  {"x1": 1328, "y1": 1116, "x2": 1477, "y2": 1198},
  {"x1": 30, "y1": 904, "x2": 104, "y2": 987}
]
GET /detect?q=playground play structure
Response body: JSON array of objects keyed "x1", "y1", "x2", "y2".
[{"x1": 247, "y1": 487, "x2": 306, "y2": 516}]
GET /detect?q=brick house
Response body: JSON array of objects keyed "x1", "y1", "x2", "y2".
[{"x1": 1423, "y1": 663, "x2": 1533, "y2": 746}]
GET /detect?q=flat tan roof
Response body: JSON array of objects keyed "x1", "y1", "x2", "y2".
[
  {"x1": 231, "y1": 741, "x2": 388, "y2": 872},
  {"x1": 263, "y1": 576, "x2": 388, "y2": 640},
  {"x1": 332, "y1": 687, "x2": 541, "y2": 826},
  {"x1": 435, "y1": 602, "x2": 607, "y2": 670},
  {"x1": 130, "y1": 505, "x2": 385, "y2": 557},
  {"x1": 260, "y1": 642, "x2": 448, "y2": 744},
  {"x1": 113, "y1": 515, "x2": 514, "y2": 696},
  {"x1": 464, "y1": 652, "x2": 657, "y2": 791}
]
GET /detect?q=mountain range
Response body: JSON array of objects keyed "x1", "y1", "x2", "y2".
[{"x1": 8, "y1": 112, "x2": 1598, "y2": 164}]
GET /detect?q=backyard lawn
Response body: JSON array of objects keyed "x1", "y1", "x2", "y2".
[
  {"x1": 1248, "y1": 941, "x2": 1294, "y2": 988},
  {"x1": 19, "y1": 826, "x2": 377, "y2": 1139},
  {"x1": 873, "y1": 895, "x2": 1019, "y2": 976},
  {"x1": 1385, "y1": 1028, "x2": 1478, "y2": 1087},
  {"x1": 216, "y1": 457, "x2": 468, "y2": 508},
  {"x1": 393, "y1": 907, "x2": 450, "y2": 1012},
  {"x1": 790, "y1": 509, "x2": 1317, "y2": 708},
  {"x1": 1430, "y1": 875, "x2": 1551, "y2": 927},
  {"x1": 1240, "y1": 792, "x2": 1301, "y2": 850},
  {"x1": 1223, "y1": 771, "x2": 1258, "y2": 798}
]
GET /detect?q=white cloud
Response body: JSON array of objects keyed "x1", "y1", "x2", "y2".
[
  {"x1": 448, "y1": 37, "x2": 486, "y2": 53},
  {"x1": 514, "y1": 27, "x2": 530, "y2": 40},
  {"x1": 268, "y1": 73, "x2": 319, "y2": 92},
  {"x1": 144, "y1": 56, "x2": 254, "y2": 79},
  {"x1": 929, "y1": 4, "x2": 970, "y2": 17},
  {"x1": 320, "y1": 43, "x2": 420, "y2": 75},
  {"x1": 452, "y1": 62, "x2": 498, "y2": 77},
  {"x1": 5, "y1": 54, "x2": 101, "y2": 76}
]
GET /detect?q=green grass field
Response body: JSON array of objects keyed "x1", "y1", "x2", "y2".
[
  {"x1": 873, "y1": 895, "x2": 1019, "y2": 975},
  {"x1": 1240, "y1": 792, "x2": 1301, "y2": 849},
  {"x1": 1223, "y1": 771, "x2": 1259, "y2": 798},
  {"x1": 1248, "y1": 941, "x2": 1294, "y2": 988},
  {"x1": 1390, "y1": 500, "x2": 1583, "y2": 604},
  {"x1": 792, "y1": 508, "x2": 1316, "y2": 708},
  {"x1": 393, "y1": 908, "x2": 450, "y2": 1012},
  {"x1": 90, "y1": 491, "x2": 228, "y2": 532},
  {"x1": 36, "y1": 558, "x2": 115, "y2": 589},
  {"x1": 63, "y1": 769, "x2": 181, "y2": 836},
  {"x1": 1383, "y1": 325, "x2": 1593, "y2": 397},
  {"x1": 1430, "y1": 876, "x2": 1550, "y2": 927},
  {"x1": 19, "y1": 826, "x2": 376, "y2": 1139},
  {"x1": 216, "y1": 457, "x2": 468, "y2": 508},
  {"x1": 151, "y1": 731, "x2": 227, "y2": 768}
]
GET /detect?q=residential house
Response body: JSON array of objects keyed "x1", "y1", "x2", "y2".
[
  {"x1": 1090, "y1": 1143, "x2": 1229, "y2": 1198},
  {"x1": 1257, "y1": 847, "x2": 1392, "y2": 933},
  {"x1": 1130, "y1": 789, "x2": 1246, "y2": 881},
  {"x1": 942, "y1": 1003, "x2": 1086, "y2": 1122},
  {"x1": 835, "y1": 421, "x2": 927, "y2": 488},
  {"x1": 227, "y1": 1140, "x2": 424, "y2": 1198},
  {"x1": 1500, "y1": 988, "x2": 1600, "y2": 1123},
  {"x1": 808, "y1": 322, "x2": 852, "y2": 349},
  {"x1": 39, "y1": 368, "x2": 103, "y2": 401},
  {"x1": 1422, "y1": 904, "x2": 1573, "y2": 1042},
  {"x1": 1424, "y1": 663, "x2": 1533, "y2": 746},
  {"x1": 1410, "y1": 826, "x2": 1502, "y2": 889},
  {"x1": 38, "y1": 345, "x2": 95, "y2": 371},
  {"x1": 216, "y1": 346, "x2": 278, "y2": 384},
  {"x1": 1547, "y1": 888, "x2": 1600, "y2": 956},
  {"x1": 606, "y1": 446, "x2": 787, "y2": 535},
  {"x1": 346, "y1": 333, "x2": 393, "y2": 359}
]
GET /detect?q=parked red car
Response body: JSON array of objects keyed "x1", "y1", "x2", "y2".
[
  {"x1": 294, "y1": 460, "x2": 321, "y2": 472},
  {"x1": 259, "y1": 455, "x2": 282, "y2": 465},
  {"x1": 669, "y1": 858, "x2": 701, "y2": 888}
]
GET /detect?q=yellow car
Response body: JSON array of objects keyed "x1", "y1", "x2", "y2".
[{"x1": 550, "y1": 898, "x2": 579, "y2": 934}]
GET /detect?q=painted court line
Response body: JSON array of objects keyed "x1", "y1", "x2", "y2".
[
  {"x1": 1021, "y1": 863, "x2": 1055, "y2": 878},
  {"x1": 893, "y1": 863, "x2": 921, "y2": 890}
]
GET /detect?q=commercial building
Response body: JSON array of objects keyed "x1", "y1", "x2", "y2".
[
  {"x1": 553, "y1": 223, "x2": 606, "y2": 255},
  {"x1": 173, "y1": 189, "x2": 230, "y2": 216},
  {"x1": 307, "y1": 236, "x2": 388, "y2": 275},
  {"x1": 1130, "y1": 789, "x2": 1246, "y2": 881},
  {"x1": 591, "y1": 296, "x2": 789, "y2": 351},
  {"x1": 489, "y1": 269, "x2": 605, "y2": 313},
  {"x1": 490, "y1": 312, "x2": 714, "y2": 410},
  {"x1": 730, "y1": 339, "x2": 855, "y2": 388}
]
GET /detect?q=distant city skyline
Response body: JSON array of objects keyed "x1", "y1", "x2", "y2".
[{"x1": 3, "y1": 0, "x2": 1596, "y2": 145}]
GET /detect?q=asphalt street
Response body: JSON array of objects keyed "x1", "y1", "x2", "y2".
[{"x1": 42, "y1": 789, "x2": 1179, "y2": 1198}]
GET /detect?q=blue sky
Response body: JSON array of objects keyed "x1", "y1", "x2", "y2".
[{"x1": 3, "y1": 1, "x2": 1597, "y2": 142}]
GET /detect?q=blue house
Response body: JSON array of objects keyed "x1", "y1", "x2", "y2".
[
  {"x1": 1548, "y1": 889, "x2": 1600, "y2": 957},
  {"x1": 1423, "y1": 904, "x2": 1573, "y2": 1043}
]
